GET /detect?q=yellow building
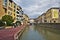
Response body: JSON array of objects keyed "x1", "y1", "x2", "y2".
[
  {"x1": 37, "y1": 13, "x2": 47, "y2": 23},
  {"x1": 23, "y1": 14, "x2": 29, "y2": 24},
  {"x1": 0, "y1": 0, "x2": 5, "y2": 19},
  {"x1": 3, "y1": 0, "x2": 16, "y2": 18},
  {"x1": 16, "y1": 6, "x2": 22, "y2": 20},
  {"x1": 0, "y1": 0, "x2": 22, "y2": 23},
  {"x1": 37, "y1": 7, "x2": 60, "y2": 23},
  {"x1": 45, "y1": 8, "x2": 59, "y2": 23},
  {"x1": 37, "y1": 15, "x2": 42, "y2": 23}
]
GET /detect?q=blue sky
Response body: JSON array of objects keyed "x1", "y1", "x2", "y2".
[{"x1": 13, "y1": 0, "x2": 60, "y2": 18}]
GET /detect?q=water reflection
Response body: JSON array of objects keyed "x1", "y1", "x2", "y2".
[
  {"x1": 35, "y1": 25, "x2": 60, "y2": 40},
  {"x1": 19, "y1": 25, "x2": 60, "y2": 40}
]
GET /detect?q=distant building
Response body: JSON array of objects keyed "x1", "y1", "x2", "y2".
[
  {"x1": 22, "y1": 14, "x2": 29, "y2": 24},
  {"x1": 45, "y1": 7, "x2": 59, "y2": 23},
  {"x1": 37, "y1": 7, "x2": 60, "y2": 23},
  {"x1": 30, "y1": 19, "x2": 35, "y2": 23}
]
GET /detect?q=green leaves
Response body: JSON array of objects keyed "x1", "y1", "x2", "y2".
[
  {"x1": 2, "y1": 15, "x2": 14, "y2": 26},
  {"x1": 0, "y1": 20, "x2": 5, "y2": 27}
]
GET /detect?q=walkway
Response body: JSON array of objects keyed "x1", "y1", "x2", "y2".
[{"x1": 0, "y1": 25, "x2": 25, "y2": 40}]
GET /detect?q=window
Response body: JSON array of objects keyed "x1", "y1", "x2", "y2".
[
  {"x1": 17, "y1": 15, "x2": 19, "y2": 17},
  {"x1": 5, "y1": 9, "x2": 7, "y2": 13},
  {"x1": 50, "y1": 20, "x2": 51, "y2": 23},
  {"x1": 17, "y1": 8, "x2": 20, "y2": 11},
  {"x1": 14, "y1": 9, "x2": 15, "y2": 12},
  {"x1": 9, "y1": 2, "x2": 12, "y2": 7},
  {"x1": 14, "y1": 14, "x2": 15, "y2": 16},
  {"x1": 3, "y1": 0, "x2": 7, "y2": 7},
  {"x1": 14, "y1": 3, "x2": 16, "y2": 8},
  {"x1": 44, "y1": 20, "x2": 47, "y2": 22},
  {"x1": 14, "y1": 6, "x2": 15, "y2": 8},
  {"x1": 9, "y1": 2, "x2": 10, "y2": 5},
  {"x1": 9, "y1": 0, "x2": 12, "y2": 7},
  {"x1": 8, "y1": 12, "x2": 12, "y2": 15},
  {"x1": 20, "y1": 16, "x2": 23, "y2": 17},
  {"x1": 54, "y1": 21, "x2": 56, "y2": 23},
  {"x1": 17, "y1": 11, "x2": 19, "y2": 14},
  {"x1": 4, "y1": 0, "x2": 7, "y2": 2},
  {"x1": 8, "y1": 7, "x2": 12, "y2": 11}
]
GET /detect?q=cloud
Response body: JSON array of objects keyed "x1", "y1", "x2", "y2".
[
  {"x1": 13, "y1": 0, "x2": 21, "y2": 5},
  {"x1": 13, "y1": 0, "x2": 60, "y2": 18}
]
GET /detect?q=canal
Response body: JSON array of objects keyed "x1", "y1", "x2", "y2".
[{"x1": 19, "y1": 25, "x2": 60, "y2": 40}]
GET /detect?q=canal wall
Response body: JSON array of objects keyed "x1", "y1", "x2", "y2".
[
  {"x1": 36, "y1": 23, "x2": 60, "y2": 29},
  {"x1": 0, "y1": 24, "x2": 26, "y2": 40}
]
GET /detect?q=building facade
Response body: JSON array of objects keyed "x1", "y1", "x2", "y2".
[
  {"x1": 22, "y1": 14, "x2": 29, "y2": 24},
  {"x1": 37, "y1": 7, "x2": 60, "y2": 23},
  {"x1": 0, "y1": 0, "x2": 5, "y2": 19},
  {"x1": 0, "y1": 0, "x2": 23, "y2": 23},
  {"x1": 46, "y1": 8, "x2": 59, "y2": 23}
]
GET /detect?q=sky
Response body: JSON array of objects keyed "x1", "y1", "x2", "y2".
[{"x1": 13, "y1": 0, "x2": 60, "y2": 18}]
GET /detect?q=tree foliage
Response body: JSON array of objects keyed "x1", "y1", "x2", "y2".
[
  {"x1": 0, "y1": 20, "x2": 5, "y2": 27},
  {"x1": 2, "y1": 15, "x2": 14, "y2": 26}
]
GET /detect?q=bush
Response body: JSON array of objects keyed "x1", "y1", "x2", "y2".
[
  {"x1": 2, "y1": 15, "x2": 14, "y2": 26},
  {"x1": 0, "y1": 20, "x2": 5, "y2": 27}
]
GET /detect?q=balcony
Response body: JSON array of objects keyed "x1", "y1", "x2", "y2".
[
  {"x1": 3, "y1": 0, "x2": 7, "y2": 8},
  {"x1": 3, "y1": 2, "x2": 7, "y2": 9}
]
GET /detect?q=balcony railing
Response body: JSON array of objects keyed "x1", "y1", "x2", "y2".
[
  {"x1": 3, "y1": 0, "x2": 7, "y2": 8},
  {"x1": 3, "y1": 2, "x2": 7, "y2": 8}
]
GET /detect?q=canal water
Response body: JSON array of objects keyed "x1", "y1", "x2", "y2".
[{"x1": 19, "y1": 25, "x2": 60, "y2": 40}]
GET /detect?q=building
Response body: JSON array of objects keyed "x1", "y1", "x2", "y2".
[
  {"x1": 0, "y1": 0, "x2": 23, "y2": 23},
  {"x1": 15, "y1": 6, "x2": 23, "y2": 23},
  {"x1": 29, "y1": 19, "x2": 35, "y2": 23},
  {"x1": 22, "y1": 14, "x2": 29, "y2": 24},
  {"x1": 37, "y1": 15, "x2": 42, "y2": 23},
  {"x1": 0, "y1": 0, "x2": 5, "y2": 19},
  {"x1": 3, "y1": 0, "x2": 17, "y2": 19},
  {"x1": 37, "y1": 13, "x2": 46, "y2": 23},
  {"x1": 46, "y1": 7, "x2": 59, "y2": 23},
  {"x1": 37, "y1": 7, "x2": 60, "y2": 23}
]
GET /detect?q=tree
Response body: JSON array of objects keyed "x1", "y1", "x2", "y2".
[
  {"x1": 0, "y1": 20, "x2": 5, "y2": 27},
  {"x1": 2, "y1": 15, "x2": 14, "y2": 26}
]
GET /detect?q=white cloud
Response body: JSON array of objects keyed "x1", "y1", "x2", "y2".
[
  {"x1": 23, "y1": 5, "x2": 39, "y2": 12},
  {"x1": 13, "y1": 0, "x2": 21, "y2": 5},
  {"x1": 13, "y1": 0, "x2": 60, "y2": 18}
]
